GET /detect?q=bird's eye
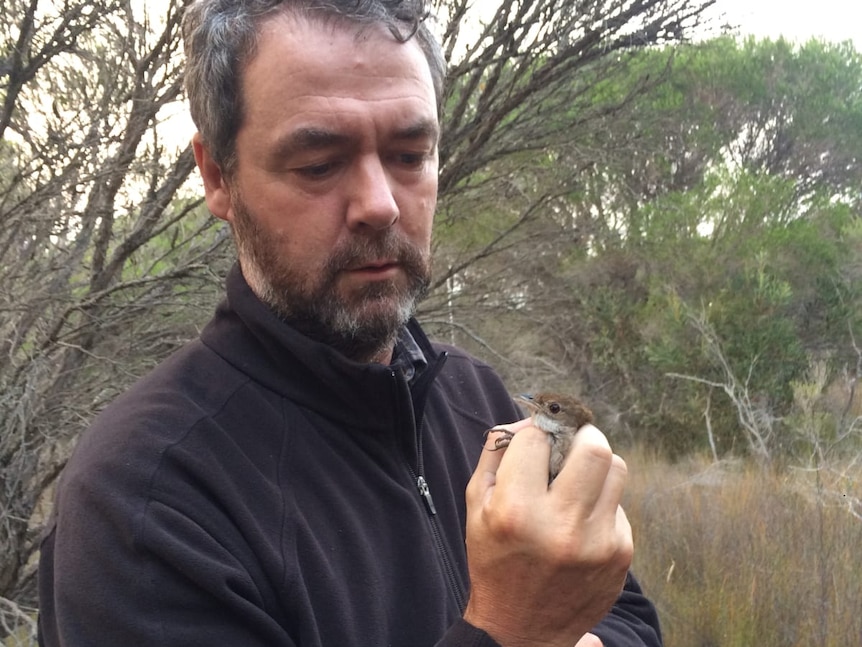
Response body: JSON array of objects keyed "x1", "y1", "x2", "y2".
[{"x1": 549, "y1": 402, "x2": 561, "y2": 414}]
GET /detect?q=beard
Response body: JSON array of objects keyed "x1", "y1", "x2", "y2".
[{"x1": 231, "y1": 193, "x2": 431, "y2": 363}]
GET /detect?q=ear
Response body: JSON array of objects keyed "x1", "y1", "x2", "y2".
[{"x1": 193, "y1": 132, "x2": 234, "y2": 223}]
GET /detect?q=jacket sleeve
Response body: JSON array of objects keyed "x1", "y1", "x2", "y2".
[
  {"x1": 37, "y1": 413, "x2": 297, "y2": 647},
  {"x1": 435, "y1": 619, "x2": 503, "y2": 647},
  {"x1": 591, "y1": 572, "x2": 664, "y2": 646},
  {"x1": 433, "y1": 573, "x2": 662, "y2": 647},
  {"x1": 38, "y1": 489, "x2": 297, "y2": 647}
]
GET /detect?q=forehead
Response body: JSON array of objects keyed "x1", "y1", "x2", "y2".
[{"x1": 239, "y1": 12, "x2": 438, "y2": 134}]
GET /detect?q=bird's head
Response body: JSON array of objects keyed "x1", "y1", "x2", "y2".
[{"x1": 514, "y1": 392, "x2": 594, "y2": 438}]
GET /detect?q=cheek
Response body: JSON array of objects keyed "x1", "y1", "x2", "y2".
[
  {"x1": 256, "y1": 192, "x2": 342, "y2": 251},
  {"x1": 402, "y1": 183, "x2": 437, "y2": 246},
  {"x1": 282, "y1": 227, "x2": 337, "y2": 272}
]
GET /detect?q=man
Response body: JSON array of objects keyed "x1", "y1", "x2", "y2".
[{"x1": 37, "y1": 1, "x2": 662, "y2": 645}]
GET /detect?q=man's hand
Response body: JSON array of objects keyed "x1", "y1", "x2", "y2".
[
  {"x1": 464, "y1": 418, "x2": 632, "y2": 647},
  {"x1": 575, "y1": 633, "x2": 603, "y2": 647}
]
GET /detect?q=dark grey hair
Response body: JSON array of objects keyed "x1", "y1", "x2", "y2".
[{"x1": 182, "y1": 0, "x2": 445, "y2": 176}]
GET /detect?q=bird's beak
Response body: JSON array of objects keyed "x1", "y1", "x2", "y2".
[{"x1": 514, "y1": 393, "x2": 539, "y2": 414}]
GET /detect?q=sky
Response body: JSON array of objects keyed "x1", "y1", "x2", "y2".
[
  {"x1": 158, "y1": 0, "x2": 861, "y2": 143},
  {"x1": 708, "y1": 0, "x2": 862, "y2": 46}
]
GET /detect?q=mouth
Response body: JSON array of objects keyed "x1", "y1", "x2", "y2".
[
  {"x1": 514, "y1": 393, "x2": 539, "y2": 414},
  {"x1": 346, "y1": 259, "x2": 401, "y2": 279},
  {"x1": 364, "y1": 259, "x2": 398, "y2": 269}
]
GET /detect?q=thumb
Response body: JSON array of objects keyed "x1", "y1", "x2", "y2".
[{"x1": 466, "y1": 419, "x2": 531, "y2": 505}]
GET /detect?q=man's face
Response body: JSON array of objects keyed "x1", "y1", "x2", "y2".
[{"x1": 194, "y1": 14, "x2": 439, "y2": 363}]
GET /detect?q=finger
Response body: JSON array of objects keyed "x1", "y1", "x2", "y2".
[
  {"x1": 485, "y1": 418, "x2": 533, "y2": 441},
  {"x1": 468, "y1": 419, "x2": 534, "y2": 505},
  {"x1": 493, "y1": 426, "x2": 554, "y2": 498},
  {"x1": 467, "y1": 438, "x2": 506, "y2": 505},
  {"x1": 615, "y1": 505, "x2": 634, "y2": 561},
  {"x1": 552, "y1": 424, "x2": 614, "y2": 508},
  {"x1": 481, "y1": 417, "x2": 535, "y2": 451},
  {"x1": 575, "y1": 633, "x2": 604, "y2": 647},
  {"x1": 569, "y1": 423, "x2": 612, "y2": 453},
  {"x1": 600, "y1": 505, "x2": 635, "y2": 578},
  {"x1": 592, "y1": 453, "x2": 628, "y2": 520}
]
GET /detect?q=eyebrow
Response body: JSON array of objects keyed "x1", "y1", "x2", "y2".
[
  {"x1": 393, "y1": 118, "x2": 440, "y2": 144},
  {"x1": 272, "y1": 118, "x2": 440, "y2": 159},
  {"x1": 272, "y1": 128, "x2": 350, "y2": 159}
]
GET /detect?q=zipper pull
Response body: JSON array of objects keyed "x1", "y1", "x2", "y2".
[{"x1": 416, "y1": 475, "x2": 437, "y2": 515}]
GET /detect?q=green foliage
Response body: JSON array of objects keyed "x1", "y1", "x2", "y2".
[
  {"x1": 630, "y1": 171, "x2": 853, "y2": 453},
  {"x1": 448, "y1": 34, "x2": 862, "y2": 459}
]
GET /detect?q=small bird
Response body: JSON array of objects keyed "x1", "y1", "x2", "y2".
[{"x1": 486, "y1": 392, "x2": 594, "y2": 481}]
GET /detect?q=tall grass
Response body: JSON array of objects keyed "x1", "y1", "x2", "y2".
[{"x1": 624, "y1": 446, "x2": 862, "y2": 647}]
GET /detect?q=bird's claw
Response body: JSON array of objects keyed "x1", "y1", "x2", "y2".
[{"x1": 483, "y1": 427, "x2": 515, "y2": 450}]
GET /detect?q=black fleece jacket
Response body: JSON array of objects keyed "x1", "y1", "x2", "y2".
[{"x1": 38, "y1": 264, "x2": 662, "y2": 646}]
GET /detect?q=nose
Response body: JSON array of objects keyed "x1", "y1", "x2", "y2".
[{"x1": 345, "y1": 155, "x2": 399, "y2": 231}]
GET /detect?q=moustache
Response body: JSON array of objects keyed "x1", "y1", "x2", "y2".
[{"x1": 325, "y1": 232, "x2": 428, "y2": 275}]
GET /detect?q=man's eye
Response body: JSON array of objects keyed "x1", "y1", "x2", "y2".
[
  {"x1": 401, "y1": 153, "x2": 423, "y2": 165},
  {"x1": 297, "y1": 162, "x2": 337, "y2": 178},
  {"x1": 395, "y1": 152, "x2": 429, "y2": 167}
]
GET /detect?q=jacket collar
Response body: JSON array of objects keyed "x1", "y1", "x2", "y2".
[{"x1": 200, "y1": 264, "x2": 443, "y2": 434}]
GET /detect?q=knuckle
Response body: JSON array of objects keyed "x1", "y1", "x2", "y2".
[
  {"x1": 545, "y1": 534, "x2": 581, "y2": 565},
  {"x1": 570, "y1": 443, "x2": 614, "y2": 473},
  {"x1": 610, "y1": 454, "x2": 628, "y2": 480},
  {"x1": 485, "y1": 500, "x2": 532, "y2": 539},
  {"x1": 583, "y1": 441, "x2": 614, "y2": 467},
  {"x1": 620, "y1": 536, "x2": 634, "y2": 566},
  {"x1": 618, "y1": 525, "x2": 634, "y2": 564},
  {"x1": 545, "y1": 524, "x2": 632, "y2": 570}
]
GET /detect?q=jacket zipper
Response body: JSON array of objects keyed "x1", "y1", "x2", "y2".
[
  {"x1": 416, "y1": 475, "x2": 437, "y2": 514},
  {"x1": 410, "y1": 391, "x2": 466, "y2": 609},
  {"x1": 391, "y1": 357, "x2": 466, "y2": 612},
  {"x1": 408, "y1": 465, "x2": 465, "y2": 611}
]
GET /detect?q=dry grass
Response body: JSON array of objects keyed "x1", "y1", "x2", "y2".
[{"x1": 623, "y1": 445, "x2": 862, "y2": 647}]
